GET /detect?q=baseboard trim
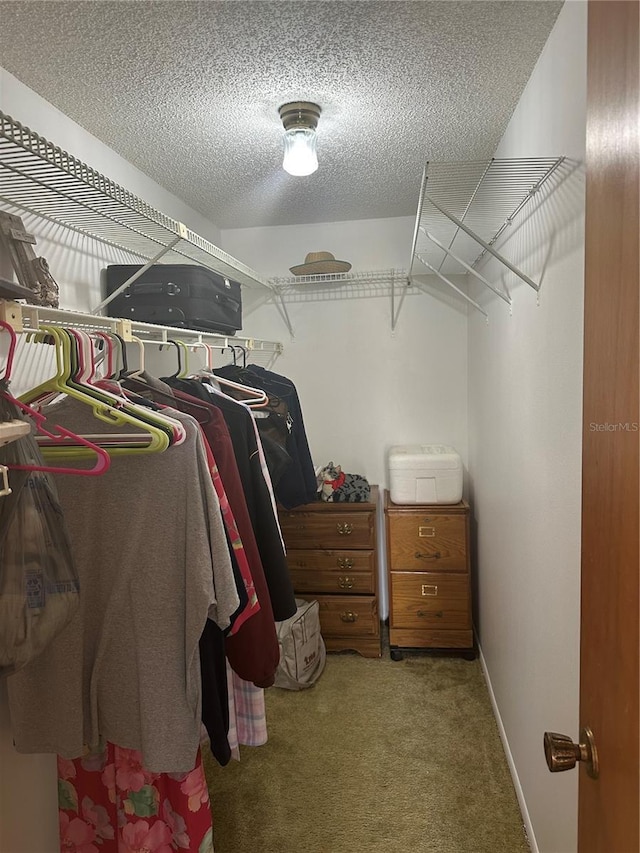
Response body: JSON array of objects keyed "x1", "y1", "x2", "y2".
[{"x1": 477, "y1": 639, "x2": 539, "y2": 853}]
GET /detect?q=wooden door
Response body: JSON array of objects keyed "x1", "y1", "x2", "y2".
[{"x1": 579, "y1": 2, "x2": 639, "y2": 850}]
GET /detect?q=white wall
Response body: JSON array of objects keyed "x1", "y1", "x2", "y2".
[
  {"x1": 0, "y1": 68, "x2": 226, "y2": 853},
  {"x1": 222, "y1": 217, "x2": 468, "y2": 484},
  {"x1": 467, "y1": 3, "x2": 587, "y2": 852},
  {"x1": 222, "y1": 218, "x2": 470, "y2": 618}
]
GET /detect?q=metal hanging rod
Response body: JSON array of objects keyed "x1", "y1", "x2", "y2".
[
  {"x1": 0, "y1": 111, "x2": 271, "y2": 292},
  {"x1": 0, "y1": 300, "x2": 283, "y2": 354}
]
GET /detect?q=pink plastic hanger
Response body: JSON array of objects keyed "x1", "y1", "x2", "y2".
[
  {"x1": 0, "y1": 320, "x2": 111, "y2": 476},
  {"x1": 199, "y1": 342, "x2": 269, "y2": 408}
]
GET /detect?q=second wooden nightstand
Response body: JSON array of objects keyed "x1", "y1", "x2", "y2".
[{"x1": 384, "y1": 490, "x2": 475, "y2": 660}]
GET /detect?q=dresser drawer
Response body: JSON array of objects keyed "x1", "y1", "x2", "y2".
[
  {"x1": 315, "y1": 595, "x2": 380, "y2": 637},
  {"x1": 287, "y1": 549, "x2": 375, "y2": 594},
  {"x1": 280, "y1": 511, "x2": 375, "y2": 549},
  {"x1": 387, "y1": 513, "x2": 467, "y2": 571},
  {"x1": 389, "y1": 572, "x2": 471, "y2": 630},
  {"x1": 286, "y1": 549, "x2": 375, "y2": 574},
  {"x1": 291, "y1": 569, "x2": 374, "y2": 595}
]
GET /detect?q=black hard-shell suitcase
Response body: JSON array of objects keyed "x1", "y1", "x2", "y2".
[{"x1": 104, "y1": 264, "x2": 242, "y2": 335}]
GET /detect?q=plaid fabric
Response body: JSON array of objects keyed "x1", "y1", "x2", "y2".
[
  {"x1": 225, "y1": 662, "x2": 240, "y2": 761},
  {"x1": 231, "y1": 671, "x2": 267, "y2": 747}
]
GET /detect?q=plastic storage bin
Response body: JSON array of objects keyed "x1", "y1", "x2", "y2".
[{"x1": 388, "y1": 444, "x2": 463, "y2": 505}]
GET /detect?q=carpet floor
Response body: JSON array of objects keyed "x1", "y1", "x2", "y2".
[{"x1": 204, "y1": 646, "x2": 530, "y2": 853}]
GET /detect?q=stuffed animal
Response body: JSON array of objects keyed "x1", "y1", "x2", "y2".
[{"x1": 317, "y1": 462, "x2": 371, "y2": 502}]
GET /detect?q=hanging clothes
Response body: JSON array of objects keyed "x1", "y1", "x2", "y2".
[
  {"x1": 125, "y1": 373, "x2": 282, "y2": 687},
  {"x1": 162, "y1": 376, "x2": 297, "y2": 622},
  {"x1": 119, "y1": 372, "x2": 281, "y2": 768},
  {"x1": 7, "y1": 399, "x2": 237, "y2": 774},
  {"x1": 214, "y1": 364, "x2": 317, "y2": 509},
  {"x1": 2, "y1": 329, "x2": 287, "y2": 853},
  {"x1": 57, "y1": 744, "x2": 214, "y2": 853},
  {"x1": 199, "y1": 617, "x2": 231, "y2": 767},
  {"x1": 224, "y1": 664, "x2": 268, "y2": 762}
]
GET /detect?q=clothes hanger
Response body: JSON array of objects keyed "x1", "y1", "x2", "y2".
[
  {"x1": 31, "y1": 326, "x2": 171, "y2": 450},
  {"x1": 174, "y1": 339, "x2": 191, "y2": 379},
  {"x1": 233, "y1": 344, "x2": 247, "y2": 368},
  {"x1": 207, "y1": 373, "x2": 270, "y2": 409},
  {"x1": 0, "y1": 320, "x2": 111, "y2": 476},
  {"x1": 92, "y1": 332, "x2": 115, "y2": 379},
  {"x1": 122, "y1": 371, "x2": 213, "y2": 424},
  {"x1": 125, "y1": 335, "x2": 146, "y2": 379},
  {"x1": 184, "y1": 340, "x2": 267, "y2": 408},
  {"x1": 19, "y1": 325, "x2": 174, "y2": 456},
  {"x1": 66, "y1": 328, "x2": 187, "y2": 447},
  {"x1": 221, "y1": 344, "x2": 237, "y2": 366},
  {"x1": 157, "y1": 339, "x2": 183, "y2": 380},
  {"x1": 120, "y1": 338, "x2": 213, "y2": 423},
  {"x1": 110, "y1": 331, "x2": 131, "y2": 380},
  {"x1": 200, "y1": 344, "x2": 269, "y2": 408},
  {"x1": 207, "y1": 349, "x2": 271, "y2": 409}
]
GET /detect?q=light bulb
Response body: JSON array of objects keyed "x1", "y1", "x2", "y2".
[{"x1": 282, "y1": 127, "x2": 318, "y2": 176}]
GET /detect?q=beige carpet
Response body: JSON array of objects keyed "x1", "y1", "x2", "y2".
[{"x1": 204, "y1": 646, "x2": 530, "y2": 853}]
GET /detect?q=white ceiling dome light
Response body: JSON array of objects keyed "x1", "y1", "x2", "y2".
[{"x1": 279, "y1": 101, "x2": 321, "y2": 177}]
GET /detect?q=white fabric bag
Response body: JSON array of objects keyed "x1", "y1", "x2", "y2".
[{"x1": 274, "y1": 598, "x2": 326, "y2": 690}]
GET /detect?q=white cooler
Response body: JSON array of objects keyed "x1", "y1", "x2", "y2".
[{"x1": 388, "y1": 444, "x2": 463, "y2": 505}]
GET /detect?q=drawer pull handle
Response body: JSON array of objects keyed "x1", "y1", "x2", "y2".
[
  {"x1": 419, "y1": 526, "x2": 436, "y2": 537},
  {"x1": 421, "y1": 584, "x2": 438, "y2": 596},
  {"x1": 415, "y1": 551, "x2": 441, "y2": 560},
  {"x1": 417, "y1": 609, "x2": 443, "y2": 618},
  {"x1": 340, "y1": 611, "x2": 358, "y2": 623},
  {"x1": 337, "y1": 557, "x2": 354, "y2": 569},
  {"x1": 337, "y1": 523, "x2": 353, "y2": 535},
  {"x1": 338, "y1": 576, "x2": 354, "y2": 589}
]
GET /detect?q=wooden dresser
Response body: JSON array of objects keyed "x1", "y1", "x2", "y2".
[
  {"x1": 384, "y1": 490, "x2": 475, "y2": 659},
  {"x1": 278, "y1": 486, "x2": 381, "y2": 658}
]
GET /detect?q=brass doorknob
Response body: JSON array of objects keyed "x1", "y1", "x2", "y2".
[{"x1": 543, "y1": 727, "x2": 599, "y2": 778}]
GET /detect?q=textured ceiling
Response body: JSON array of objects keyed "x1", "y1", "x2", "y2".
[{"x1": 0, "y1": 1, "x2": 562, "y2": 229}]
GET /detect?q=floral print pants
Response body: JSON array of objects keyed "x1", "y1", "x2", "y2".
[{"x1": 57, "y1": 743, "x2": 213, "y2": 853}]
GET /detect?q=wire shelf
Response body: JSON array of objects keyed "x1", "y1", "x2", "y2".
[
  {"x1": 0, "y1": 301, "x2": 282, "y2": 353},
  {"x1": 0, "y1": 111, "x2": 270, "y2": 291},
  {"x1": 271, "y1": 268, "x2": 408, "y2": 290},
  {"x1": 410, "y1": 157, "x2": 565, "y2": 282}
]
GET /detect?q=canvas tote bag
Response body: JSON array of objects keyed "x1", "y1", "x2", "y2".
[{"x1": 274, "y1": 598, "x2": 326, "y2": 690}]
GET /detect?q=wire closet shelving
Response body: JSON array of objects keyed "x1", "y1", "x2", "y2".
[
  {"x1": 0, "y1": 110, "x2": 272, "y2": 307},
  {"x1": 0, "y1": 300, "x2": 282, "y2": 357},
  {"x1": 267, "y1": 269, "x2": 410, "y2": 336},
  {"x1": 408, "y1": 157, "x2": 565, "y2": 319}
]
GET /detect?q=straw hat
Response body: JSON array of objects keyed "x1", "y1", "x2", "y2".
[{"x1": 289, "y1": 251, "x2": 352, "y2": 276}]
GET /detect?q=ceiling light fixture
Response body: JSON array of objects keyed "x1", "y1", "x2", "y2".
[{"x1": 279, "y1": 101, "x2": 321, "y2": 177}]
